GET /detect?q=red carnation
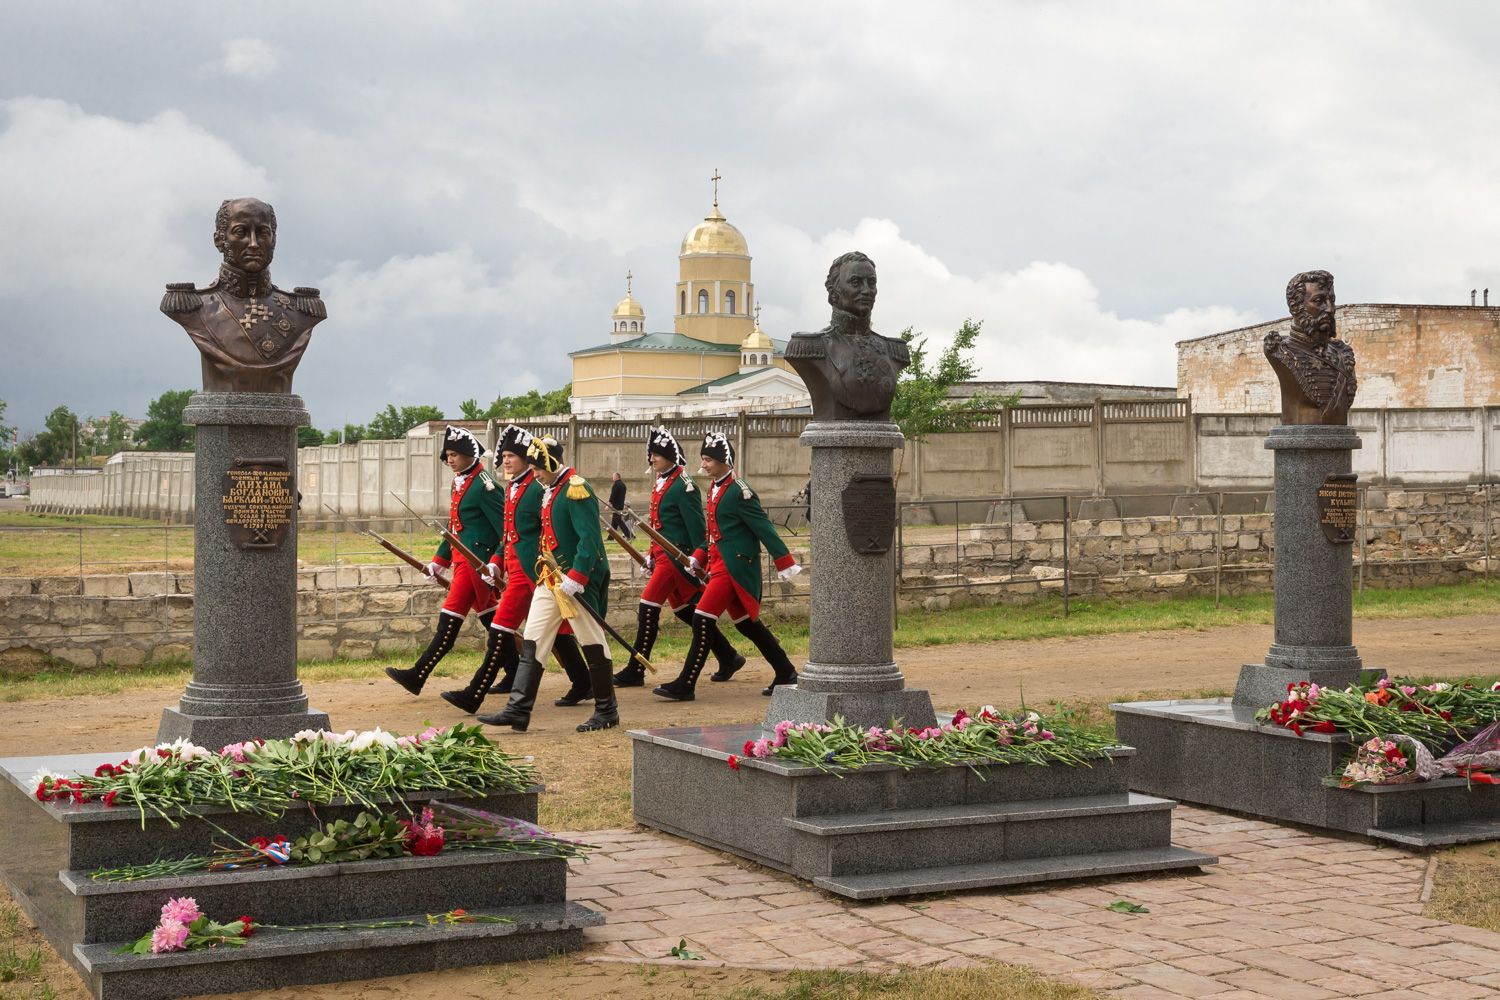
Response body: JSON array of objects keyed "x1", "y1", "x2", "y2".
[
  {"x1": 742, "y1": 740, "x2": 756, "y2": 755},
  {"x1": 237, "y1": 916, "x2": 256, "y2": 938},
  {"x1": 408, "y1": 834, "x2": 444, "y2": 857},
  {"x1": 94, "y1": 763, "x2": 117, "y2": 778},
  {"x1": 1399, "y1": 703, "x2": 1416, "y2": 712},
  {"x1": 1313, "y1": 721, "x2": 1337, "y2": 734},
  {"x1": 102, "y1": 790, "x2": 119, "y2": 808},
  {"x1": 249, "y1": 836, "x2": 271, "y2": 850},
  {"x1": 727, "y1": 755, "x2": 741, "y2": 771},
  {"x1": 1441, "y1": 711, "x2": 1453, "y2": 720},
  {"x1": 1289, "y1": 722, "x2": 1304, "y2": 737}
]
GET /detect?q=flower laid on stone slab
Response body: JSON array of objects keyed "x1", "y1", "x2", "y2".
[
  {"x1": 35, "y1": 724, "x2": 538, "y2": 827},
  {"x1": 89, "y1": 802, "x2": 592, "y2": 882},
  {"x1": 734, "y1": 707, "x2": 1118, "y2": 773},
  {"x1": 1257, "y1": 678, "x2": 1497, "y2": 746},
  {"x1": 120, "y1": 897, "x2": 511, "y2": 956}
]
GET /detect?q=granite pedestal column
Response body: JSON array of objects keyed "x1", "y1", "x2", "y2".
[
  {"x1": 1233, "y1": 423, "x2": 1364, "y2": 707},
  {"x1": 158, "y1": 391, "x2": 330, "y2": 745},
  {"x1": 764, "y1": 421, "x2": 937, "y2": 729}
]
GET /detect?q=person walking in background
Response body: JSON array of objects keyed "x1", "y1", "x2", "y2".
[{"x1": 609, "y1": 471, "x2": 633, "y2": 540}]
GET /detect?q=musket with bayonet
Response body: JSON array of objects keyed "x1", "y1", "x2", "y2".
[
  {"x1": 599, "y1": 516, "x2": 649, "y2": 571},
  {"x1": 321, "y1": 503, "x2": 451, "y2": 589},
  {"x1": 389, "y1": 492, "x2": 498, "y2": 595},
  {"x1": 536, "y1": 546, "x2": 654, "y2": 674},
  {"x1": 621, "y1": 503, "x2": 709, "y2": 586}
]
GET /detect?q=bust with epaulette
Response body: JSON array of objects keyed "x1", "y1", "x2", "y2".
[{"x1": 161, "y1": 197, "x2": 325, "y2": 394}]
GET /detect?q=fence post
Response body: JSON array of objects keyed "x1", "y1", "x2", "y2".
[
  {"x1": 1215, "y1": 491, "x2": 1224, "y2": 608},
  {"x1": 1062, "y1": 494, "x2": 1071, "y2": 618},
  {"x1": 1092, "y1": 400, "x2": 1106, "y2": 496}
]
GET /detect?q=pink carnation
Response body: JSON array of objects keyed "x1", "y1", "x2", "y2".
[
  {"x1": 750, "y1": 739, "x2": 772, "y2": 758},
  {"x1": 160, "y1": 897, "x2": 201, "y2": 924},
  {"x1": 151, "y1": 918, "x2": 190, "y2": 954}
]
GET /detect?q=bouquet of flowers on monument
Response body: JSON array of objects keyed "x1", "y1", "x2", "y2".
[
  {"x1": 1331, "y1": 735, "x2": 1443, "y2": 787},
  {"x1": 1257, "y1": 680, "x2": 1462, "y2": 746}
]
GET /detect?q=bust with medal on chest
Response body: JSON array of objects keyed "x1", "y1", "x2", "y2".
[
  {"x1": 160, "y1": 198, "x2": 326, "y2": 393},
  {"x1": 1263, "y1": 269, "x2": 1357, "y2": 425},
  {"x1": 785, "y1": 251, "x2": 910, "y2": 422}
]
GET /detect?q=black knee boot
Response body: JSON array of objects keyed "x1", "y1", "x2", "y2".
[
  {"x1": 476, "y1": 640, "x2": 544, "y2": 732},
  {"x1": 385, "y1": 613, "x2": 463, "y2": 695},
  {"x1": 577, "y1": 644, "x2": 619, "y2": 732},
  {"x1": 678, "y1": 604, "x2": 746, "y2": 682},
  {"x1": 440, "y1": 619, "x2": 508, "y2": 714},
  {"x1": 614, "y1": 603, "x2": 659, "y2": 687},
  {"x1": 734, "y1": 618, "x2": 799, "y2": 696},
  {"x1": 552, "y1": 633, "x2": 594, "y2": 706},
  {"x1": 485, "y1": 628, "x2": 520, "y2": 694},
  {"x1": 653, "y1": 612, "x2": 714, "y2": 702}
]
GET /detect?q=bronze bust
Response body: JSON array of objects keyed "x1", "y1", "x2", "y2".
[
  {"x1": 1263, "y1": 269, "x2": 1356, "y2": 425},
  {"x1": 786, "y1": 251, "x2": 910, "y2": 421},
  {"x1": 161, "y1": 198, "x2": 325, "y2": 393}
]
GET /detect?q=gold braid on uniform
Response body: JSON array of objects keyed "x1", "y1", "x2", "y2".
[{"x1": 566, "y1": 476, "x2": 590, "y2": 500}]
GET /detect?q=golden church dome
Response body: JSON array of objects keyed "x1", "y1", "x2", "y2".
[
  {"x1": 740, "y1": 322, "x2": 773, "y2": 351},
  {"x1": 681, "y1": 204, "x2": 749, "y2": 257},
  {"x1": 612, "y1": 294, "x2": 645, "y2": 319}
]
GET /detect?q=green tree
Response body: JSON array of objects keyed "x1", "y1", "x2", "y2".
[
  {"x1": 328, "y1": 423, "x2": 366, "y2": 445},
  {"x1": 480, "y1": 384, "x2": 572, "y2": 419},
  {"x1": 296, "y1": 426, "x2": 327, "y2": 447},
  {"x1": 0, "y1": 399, "x2": 13, "y2": 469},
  {"x1": 457, "y1": 398, "x2": 484, "y2": 420},
  {"x1": 889, "y1": 319, "x2": 1014, "y2": 484},
  {"x1": 365, "y1": 404, "x2": 444, "y2": 440},
  {"x1": 89, "y1": 411, "x2": 131, "y2": 455},
  {"x1": 16, "y1": 405, "x2": 81, "y2": 466},
  {"x1": 135, "y1": 390, "x2": 195, "y2": 451}
]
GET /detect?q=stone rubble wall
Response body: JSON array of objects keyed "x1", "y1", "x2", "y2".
[{"x1": 2, "y1": 487, "x2": 1494, "y2": 669}]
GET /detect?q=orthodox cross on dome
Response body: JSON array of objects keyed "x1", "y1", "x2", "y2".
[
  {"x1": 754, "y1": 303, "x2": 762, "y2": 324},
  {"x1": 625, "y1": 269, "x2": 633, "y2": 297},
  {"x1": 710, "y1": 168, "x2": 722, "y2": 209}
]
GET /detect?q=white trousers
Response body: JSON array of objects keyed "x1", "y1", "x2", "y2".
[{"x1": 523, "y1": 583, "x2": 606, "y2": 663}]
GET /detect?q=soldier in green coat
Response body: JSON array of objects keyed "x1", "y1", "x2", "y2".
[
  {"x1": 385, "y1": 426, "x2": 502, "y2": 697},
  {"x1": 653, "y1": 432, "x2": 802, "y2": 701},
  {"x1": 614, "y1": 427, "x2": 744, "y2": 689},
  {"x1": 479, "y1": 435, "x2": 620, "y2": 733}
]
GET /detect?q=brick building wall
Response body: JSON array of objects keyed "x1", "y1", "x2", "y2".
[{"x1": 1178, "y1": 305, "x2": 1500, "y2": 412}]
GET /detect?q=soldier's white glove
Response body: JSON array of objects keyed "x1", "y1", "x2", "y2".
[
  {"x1": 689, "y1": 556, "x2": 702, "y2": 576},
  {"x1": 425, "y1": 561, "x2": 443, "y2": 579},
  {"x1": 559, "y1": 575, "x2": 585, "y2": 597},
  {"x1": 778, "y1": 564, "x2": 802, "y2": 581},
  {"x1": 642, "y1": 554, "x2": 654, "y2": 572},
  {"x1": 481, "y1": 563, "x2": 502, "y2": 588}
]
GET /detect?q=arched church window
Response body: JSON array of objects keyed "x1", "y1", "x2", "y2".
[
  {"x1": 680, "y1": 291, "x2": 686, "y2": 314},
  {"x1": 761, "y1": 354, "x2": 768, "y2": 365},
  {"x1": 725, "y1": 290, "x2": 736, "y2": 314},
  {"x1": 631, "y1": 321, "x2": 638, "y2": 331},
  {"x1": 698, "y1": 290, "x2": 709, "y2": 313}
]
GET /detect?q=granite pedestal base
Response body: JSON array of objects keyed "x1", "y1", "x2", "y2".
[
  {"x1": 0, "y1": 752, "x2": 601, "y2": 1000},
  {"x1": 1112, "y1": 694, "x2": 1500, "y2": 847},
  {"x1": 156, "y1": 708, "x2": 331, "y2": 749},
  {"x1": 631, "y1": 723, "x2": 1214, "y2": 899}
]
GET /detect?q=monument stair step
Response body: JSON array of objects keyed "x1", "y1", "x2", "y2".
[
  {"x1": 811, "y1": 845, "x2": 1217, "y2": 900},
  {"x1": 1367, "y1": 817, "x2": 1500, "y2": 848},
  {"x1": 784, "y1": 792, "x2": 1173, "y2": 836},
  {"x1": 61, "y1": 849, "x2": 567, "y2": 944},
  {"x1": 74, "y1": 900, "x2": 603, "y2": 1000}
]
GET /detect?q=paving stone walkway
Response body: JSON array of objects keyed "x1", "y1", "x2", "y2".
[{"x1": 569, "y1": 806, "x2": 1500, "y2": 999}]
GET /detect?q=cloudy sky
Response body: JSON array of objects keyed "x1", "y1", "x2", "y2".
[{"x1": 3, "y1": 1, "x2": 1498, "y2": 434}]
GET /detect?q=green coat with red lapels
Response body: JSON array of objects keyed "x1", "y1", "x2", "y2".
[
  {"x1": 541, "y1": 467, "x2": 611, "y2": 615},
  {"x1": 432, "y1": 462, "x2": 504, "y2": 568},
  {"x1": 693, "y1": 472, "x2": 795, "y2": 609},
  {"x1": 649, "y1": 466, "x2": 705, "y2": 573}
]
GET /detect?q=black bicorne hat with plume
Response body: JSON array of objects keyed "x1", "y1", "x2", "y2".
[
  {"x1": 441, "y1": 425, "x2": 485, "y2": 461},
  {"x1": 700, "y1": 431, "x2": 734, "y2": 467},
  {"x1": 647, "y1": 426, "x2": 687, "y2": 467},
  {"x1": 497, "y1": 424, "x2": 534, "y2": 459}
]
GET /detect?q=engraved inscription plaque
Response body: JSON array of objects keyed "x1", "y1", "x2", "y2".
[
  {"x1": 222, "y1": 457, "x2": 296, "y2": 549},
  {"x1": 841, "y1": 474, "x2": 897, "y2": 555},
  {"x1": 1316, "y1": 473, "x2": 1358, "y2": 545}
]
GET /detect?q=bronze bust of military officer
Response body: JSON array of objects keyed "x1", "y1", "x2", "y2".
[
  {"x1": 786, "y1": 251, "x2": 910, "y2": 421},
  {"x1": 161, "y1": 198, "x2": 325, "y2": 394},
  {"x1": 1263, "y1": 269, "x2": 1357, "y2": 425}
]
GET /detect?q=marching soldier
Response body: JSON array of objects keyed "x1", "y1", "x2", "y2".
[
  {"x1": 653, "y1": 432, "x2": 802, "y2": 702},
  {"x1": 614, "y1": 427, "x2": 744, "y2": 688},
  {"x1": 385, "y1": 426, "x2": 502, "y2": 697},
  {"x1": 437, "y1": 425, "x2": 592, "y2": 712},
  {"x1": 479, "y1": 435, "x2": 620, "y2": 733}
]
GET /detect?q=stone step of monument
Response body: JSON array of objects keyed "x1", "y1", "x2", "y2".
[
  {"x1": 810, "y1": 845, "x2": 1217, "y2": 900},
  {"x1": 62, "y1": 849, "x2": 567, "y2": 944},
  {"x1": 74, "y1": 900, "x2": 603, "y2": 1000},
  {"x1": 784, "y1": 792, "x2": 1172, "y2": 836},
  {"x1": 789, "y1": 793, "x2": 1179, "y2": 877},
  {"x1": 1367, "y1": 817, "x2": 1500, "y2": 848}
]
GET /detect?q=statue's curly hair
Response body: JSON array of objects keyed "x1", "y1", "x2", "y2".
[
  {"x1": 214, "y1": 198, "x2": 277, "y2": 246},
  {"x1": 825, "y1": 251, "x2": 875, "y2": 304},
  {"x1": 1285, "y1": 270, "x2": 1333, "y2": 315}
]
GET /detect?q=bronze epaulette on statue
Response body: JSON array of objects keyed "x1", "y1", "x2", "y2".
[
  {"x1": 287, "y1": 286, "x2": 327, "y2": 319},
  {"x1": 566, "y1": 477, "x2": 590, "y2": 501},
  {"x1": 160, "y1": 282, "x2": 201, "y2": 314}
]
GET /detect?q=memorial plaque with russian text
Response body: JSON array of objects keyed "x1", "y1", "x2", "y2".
[
  {"x1": 1316, "y1": 473, "x2": 1358, "y2": 545},
  {"x1": 222, "y1": 458, "x2": 296, "y2": 550},
  {"x1": 841, "y1": 474, "x2": 897, "y2": 555}
]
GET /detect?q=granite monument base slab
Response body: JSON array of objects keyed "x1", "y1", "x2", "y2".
[
  {"x1": 156, "y1": 707, "x2": 332, "y2": 748},
  {"x1": 0, "y1": 752, "x2": 600, "y2": 1000},
  {"x1": 763, "y1": 684, "x2": 938, "y2": 731},
  {"x1": 631, "y1": 723, "x2": 1214, "y2": 899},
  {"x1": 1112, "y1": 695, "x2": 1500, "y2": 847}
]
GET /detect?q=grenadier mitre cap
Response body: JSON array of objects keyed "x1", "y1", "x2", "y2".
[
  {"x1": 647, "y1": 426, "x2": 687, "y2": 467},
  {"x1": 701, "y1": 431, "x2": 734, "y2": 467},
  {"x1": 441, "y1": 425, "x2": 485, "y2": 461},
  {"x1": 526, "y1": 434, "x2": 564, "y2": 472}
]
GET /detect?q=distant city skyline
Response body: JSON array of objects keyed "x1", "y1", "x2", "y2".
[{"x1": 3, "y1": 2, "x2": 1499, "y2": 433}]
